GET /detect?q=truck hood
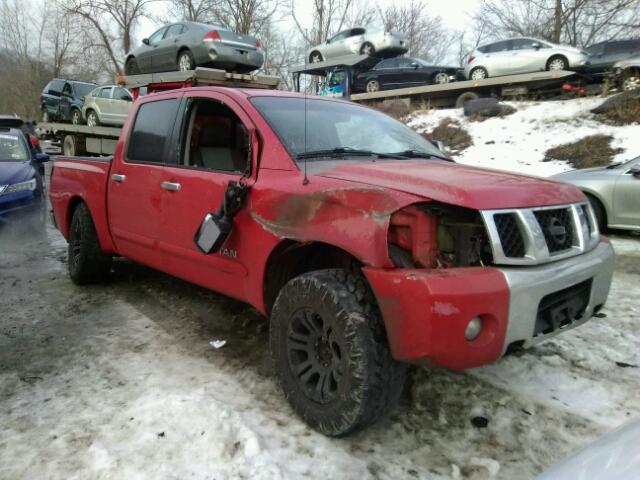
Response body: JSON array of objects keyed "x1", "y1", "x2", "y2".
[
  {"x1": 315, "y1": 160, "x2": 585, "y2": 210},
  {"x1": 0, "y1": 161, "x2": 34, "y2": 186}
]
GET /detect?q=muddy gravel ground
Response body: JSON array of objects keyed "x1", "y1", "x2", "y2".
[{"x1": 1, "y1": 209, "x2": 639, "y2": 479}]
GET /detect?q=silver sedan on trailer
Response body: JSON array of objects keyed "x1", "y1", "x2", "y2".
[
  {"x1": 552, "y1": 156, "x2": 640, "y2": 232},
  {"x1": 82, "y1": 85, "x2": 133, "y2": 127},
  {"x1": 464, "y1": 37, "x2": 590, "y2": 80},
  {"x1": 306, "y1": 27, "x2": 407, "y2": 63}
]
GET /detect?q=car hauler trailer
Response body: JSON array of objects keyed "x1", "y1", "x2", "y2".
[
  {"x1": 291, "y1": 55, "x2": 578, "y2": 107},
  {"x1": 37, "y1": 67, "x2": 280, "y2": 156}
]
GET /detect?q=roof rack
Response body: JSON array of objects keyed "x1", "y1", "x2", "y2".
[{"x1": 116, "y1": 67, "x2": 280, "y2": 91}]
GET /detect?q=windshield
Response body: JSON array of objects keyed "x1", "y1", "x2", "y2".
[
  {"x1": 74, "y1": 83, "x2": 96, "y2": 98},
  {"x1": 250, "y1": 97, "x2": 442, "y2": 163},
  {"x1": 0, "y1": 133, "x2": 28, "y2": 162}
]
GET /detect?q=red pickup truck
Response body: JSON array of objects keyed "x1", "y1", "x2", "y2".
[{"x1": 50, "y1": 86, "x2": 615, "y2": 436}]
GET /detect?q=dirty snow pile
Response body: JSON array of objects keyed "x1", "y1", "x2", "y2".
[{"x1": 407, "y1": 97, "x2": 640, "y2": 177}]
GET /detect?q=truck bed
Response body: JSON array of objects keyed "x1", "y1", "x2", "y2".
[{"x1": 49, "y1": 156, "x2": 115, "y2": 253}]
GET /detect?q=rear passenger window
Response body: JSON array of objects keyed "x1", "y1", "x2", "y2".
[{"x1": 127, "y1": 99, "x2": 179, "y2": 164}]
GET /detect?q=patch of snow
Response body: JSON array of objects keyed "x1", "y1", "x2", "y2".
[
  {"x1": 210, "y1": 339, "x2": 227, "y2": 349},
  {"x1": 407, "y1": 97, "x2": 640, "y2": 177}
]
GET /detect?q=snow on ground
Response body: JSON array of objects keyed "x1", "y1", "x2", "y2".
[{"x1": 407, "y1": 97, "x2": 640, "y2": 177}]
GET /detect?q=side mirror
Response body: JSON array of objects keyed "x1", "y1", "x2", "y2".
[
  {"x1": 531, "y1": 42, "x2": 541, "y2": 49},
  {"x1": 142, "y1": 38, "x2": 150, "y2": 45},
  {"x1": 410, "y1": 62, "x2": 419, "y2": 69},
  {"x1": 34, "y1": 153, "x2": 50, "y2": 163},
  {"x1": 122, "y1": 95, "x2": 132, "y2": 101},
  {"x1": 435, "y1": 140, "x2": 445, "y2": 152},
  {"x1": 194, "y1": 181, "x2": 249, "y2": 254},
  {"x1": 630, "y1": 166, "x2": 640, "y2": 178}
]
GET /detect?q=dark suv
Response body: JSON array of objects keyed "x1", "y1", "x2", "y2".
[
  {"x1": 40, "y1": 79, "x2": 97, "y2": 124},
  {"x1": 584, "y1": 39, "x2": 640, "y2": 79}
]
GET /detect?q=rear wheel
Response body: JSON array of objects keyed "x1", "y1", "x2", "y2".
[
  {"x1": 68, "y1": 202, "x2": 112, "y2": 285},
  {"x1": 366, "y1": 79, "x2": 380, "y2": 92},
  {"x1": 270, "y1": 269, "x2": 405, "y2": 437},
  {"x1": 309, "y1": 51, "x2": 323, "y2": 63},
  {"x1": 178, "y1": 50, "x2": 195, "y2": 71},
  {"x1": 360, "y1": 42, "x2": 375, "y2": 56},
  {"x1": 71, "y1": 109, "x2": 82, "y2": 125},
  {"x1": 547, "y1": 55, "x2": 568, "y2": 71},
  {"x1": 470, "y1": 67, "x2": 488, "y2": 80},
  {"x1": 125, "y1": 57, "x2": 140, "y2": 75},
  {"x1": 433, "y1": 72, "x2": 450, "y2": 84}
]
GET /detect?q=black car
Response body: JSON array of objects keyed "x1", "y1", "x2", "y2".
[
  {"x1": 40, "y1": 79, "x2": 97, "y2": 125},
  {"x1": 584, "y1": 39, "x2": 640, "y2": 79},
  {"x1": 354, "y1": 57, "x2": 462, "y2": 93}
]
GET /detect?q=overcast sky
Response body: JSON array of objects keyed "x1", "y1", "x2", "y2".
[{"x1": 139, "y1": 0, "x2": 481, "y2": 38}]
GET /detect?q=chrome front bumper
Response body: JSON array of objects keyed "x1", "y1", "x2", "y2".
[{"x1": 499, "y1": 240, "x2": 615, "y2": 352}]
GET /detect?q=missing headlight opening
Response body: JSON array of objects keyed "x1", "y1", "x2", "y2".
[{"x1": 388, "y1": 202, "x2": 493, "y2": 268}]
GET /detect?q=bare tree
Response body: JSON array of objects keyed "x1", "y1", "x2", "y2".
[
  {"x1": 474, "y1": 0, "x2": 639, "y2": 47},
  {"x1": 165, "y1": 0, "x2": 216, "y2": 22},
  {"x1": 378, "y1": 0, "x2": 453, "y2": 63},
  {"x1": 64, "y1": 0, "x2": 156, "y2": 74}
]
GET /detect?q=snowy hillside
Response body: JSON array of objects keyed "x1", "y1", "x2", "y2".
[{"x1": 407, "y1": 97, "x2": 640, "y2": 177}]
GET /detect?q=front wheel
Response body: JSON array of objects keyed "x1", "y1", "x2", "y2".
[
  {"x1": 68, "y1": 202, "x2": 112, "y2": 285},
  {"x1": 86, "y1": 110, "x2": 100, "y2": 127},
  {"x1": 178, "y1": 50, "x2": 195, "y2": 71},
  {"x1": 366, "y1": 79, "x2": 380, "y2": 92},
  {"x1": 547, "y1": 56, "x2": 568, "y2": 71},
  {"x1": 433, "y1": 72, "x2": 450, "y2": 84},
  {"x1": 270, "y1": 269, "x2": 406, "y2": 437}
]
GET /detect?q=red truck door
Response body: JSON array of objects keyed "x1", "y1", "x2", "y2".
[
  {"x1": 107, "y1": 97, "x2": 182, "y2": 269},
  {"x1": 156, "y1": 92, "x2": 257, "y2": 299}
]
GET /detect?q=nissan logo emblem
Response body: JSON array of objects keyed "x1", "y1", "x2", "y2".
[{"x1": 547, "y1": 217, "x2": 567, "y2": 245}]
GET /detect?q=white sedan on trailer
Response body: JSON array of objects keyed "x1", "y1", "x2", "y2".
[{"x1": 306, "y1": 27, "x2": 407, "y2": 63}]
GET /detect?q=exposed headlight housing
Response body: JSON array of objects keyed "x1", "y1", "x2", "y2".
[{"x1": 0, "y1": 178, "x2": 37, "y2": 196}]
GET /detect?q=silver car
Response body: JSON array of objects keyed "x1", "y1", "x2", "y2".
[
  {"x1": 552, "y1": 156, "x2": 640, "y2": 231},
  {"x1": 124, "y1": 21, "x2": 264, "y2": 75},
  {"x1": 306, "y1": 27, "x2": 407, "y2": 63},
  {"x1": 612, "y1": 55, "x2": 640, "y2": 91},
  {"x1": 464, "y1": 37, "x2": 590, "y2": 80},
  {"x1": 82, "y1": 85, "x2": 133, "y2": 127}
]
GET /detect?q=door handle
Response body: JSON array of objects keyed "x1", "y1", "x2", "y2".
[
  {"x1": 111, "y1": 173, "x2": 126, "y2": 183},
  {"x1": 161, "y1": 181, "x2": 181, "y2": 192}
]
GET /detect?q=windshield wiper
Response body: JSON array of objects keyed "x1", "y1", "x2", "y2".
[
  {"x1": 296, "y1": 147, "x2": 406, "y2": 160},
  {"x1": 387, "y1": 149, "x2": 451, "y2": 161}
]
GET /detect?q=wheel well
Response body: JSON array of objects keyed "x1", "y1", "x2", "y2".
[
  {"x1": 67, "y1": 197, "x2": 85, "y2": 235},
  {"x1": 584, "y1": 191, "x2": 608, "y2": 226},
  {"x1": 263, "y1": 241, "x2": 362, "y2": 315},
  {"x1": 125, "y1": 55, "x2": 135, "y2": 63},
  {"x1": 309, "y1": 50, "x2": 321, "y2": 60},
  {"x1": 177, "y1": 47, "x2": 191, "y2": 58}
]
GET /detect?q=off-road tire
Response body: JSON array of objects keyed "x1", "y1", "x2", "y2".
[
  {"x1": 455, "y1": 91, "x2": 480, "y2": 108},
  {"x1": 270, "y1": 269, "x2": 406, "y2": 437},
  {"x1": 68, "y1": 202, "x2": 111, "y2": 285}
]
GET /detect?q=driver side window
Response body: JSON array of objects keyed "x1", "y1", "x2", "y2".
[{"x1": 180, "y1": 99, "x2": 250, "y2": 174}]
